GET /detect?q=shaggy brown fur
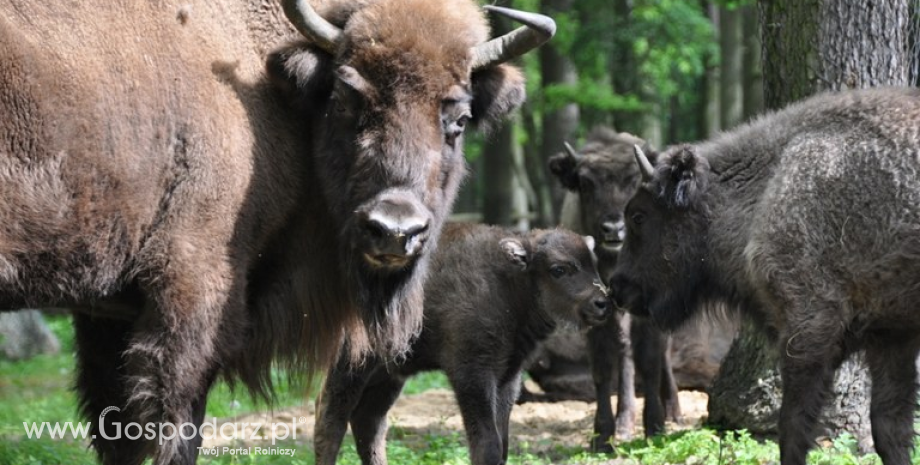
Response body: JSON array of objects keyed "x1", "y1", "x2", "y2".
[{"x1": 0, "y1": 0, "x2": 532, "y2": 463}]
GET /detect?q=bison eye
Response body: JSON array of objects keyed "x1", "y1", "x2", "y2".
[
  {"x1": 631, "y1": 212, "x2": 646, "y2": 226},
  {"x1": 550, "y1": 265, "x2": 566, "y2": 278}
]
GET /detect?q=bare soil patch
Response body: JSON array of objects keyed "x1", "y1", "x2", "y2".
[{"x1": 202, "y1": 386, "x2": 710, "y2": 460}]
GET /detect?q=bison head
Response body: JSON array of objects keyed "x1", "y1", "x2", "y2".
[
  {"x1": 268, "y1": 0, "x2": 554, "y2": 357},
  {"x1": 501, "y1": 230, "x2": 610, "y2": 327},
  {"x1": 609, "y1": 144, "x2": 713, "y2": 330},
  {"x1": 549, "y1": 128, "x2": 651, "y2": 279}
]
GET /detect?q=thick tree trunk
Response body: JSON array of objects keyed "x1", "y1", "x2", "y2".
[
  {"x1": 710, "y1": 0, "x2": 912, "y2": 453},
  {"x1": 0, "y1": 310, "x2": 61, "y2": 360}
]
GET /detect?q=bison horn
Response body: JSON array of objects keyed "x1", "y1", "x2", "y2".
[
  {"x1": 471, "y1": 6, "x2": 556, "y2": 71},
  {"x1": 282, "y1": 0, "x2": 343, "y2": 54},
  {"x1": 563, "y1": 141, "x2": 579, "y2": 158},
  {"x1": 634, "y1": 144, "x2": 655, "y2": 182}
]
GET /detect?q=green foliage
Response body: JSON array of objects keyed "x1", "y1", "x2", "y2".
[{"x1": 627, "y1": 0, "x2": 717, "y2": 101}]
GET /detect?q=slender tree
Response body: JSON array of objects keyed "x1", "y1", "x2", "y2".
[{"x1": 719, "y1": 4, "x2": 743, "y2": 129}]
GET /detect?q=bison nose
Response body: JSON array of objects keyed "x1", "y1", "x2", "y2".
[
  {"x1": 600, "y1": 220, "x2": 626, "y2": 249},
  {"x1": 361, "y1": 197, "x2": 431, "y2": 267},
  {"x1": 581, "y1": 298, "x2": 610, "y2": 326}
]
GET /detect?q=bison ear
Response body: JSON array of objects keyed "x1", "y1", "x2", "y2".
[
  {"x1": 266, "y1": 42, "x2": 335, "y2": 111},
  {"x1": 548, "y1": 151, "x2": 579, "y2": 190},
  {"x1": 470, "y1": 64, "x2": 525, "y2": 134},
  {"x1": 658, "y1": 146, "x2": 709, "y2": 209},
  {"x1": 500, "y1": 238, "x2": 529, "y2": 270}
]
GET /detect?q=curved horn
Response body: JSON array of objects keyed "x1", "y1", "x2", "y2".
[
  {"x1": 634, "y1": 144, "x2": 655, "y2": 182},
  {"x1": 282, "y1": 0, "x2": 343, "y2": 54},
  {"x1": 471, "y1": 6, "x2": 556, "y2": 71},
  {"x1": 563, "y1": 141, "x2": 579, "y2": 158}
]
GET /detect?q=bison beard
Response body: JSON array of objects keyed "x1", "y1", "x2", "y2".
[{"x1": 345, "y1": 244, "x2": 429, "y2": 360}]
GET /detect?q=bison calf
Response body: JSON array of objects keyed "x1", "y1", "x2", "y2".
[
  {"x1": 315, "y1": 223, "x2": 609, "y2": 465},
  {"x1": 548, "y1": 127, "x2": 680, "y2": 447},
  {"x1": 612, "y1": 87, "x2": 920, "y2": 465}
]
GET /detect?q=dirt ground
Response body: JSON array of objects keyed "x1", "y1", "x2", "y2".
[{"x1": 201, "y1": 383, "x2": 710, "y2": 459}]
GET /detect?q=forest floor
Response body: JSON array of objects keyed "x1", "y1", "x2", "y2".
[{"x1": 201, "y1": 384, "x2": 711, "y2": 457}]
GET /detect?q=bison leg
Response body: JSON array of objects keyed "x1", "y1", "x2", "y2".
[
  {"x1": 348, "y1": 367, "x2": 405, "y2": 465},
  {"x1": 496, "y1": 374, "x2": 522, "y2": 462},
  {"x1": 777, "y1": 325, "x2": 844, "y2": 465},
  {"x1": 632, "y1": 320, "x2": 665, "y2": 437},
  {"x1": 588, "y1": 311, "x2": 634, "y2": 452},
  {"x1": 314, "y1": 354, "x2": 377, "y2": 465},
  {"x1": 865, "y1": 335, "x2": 920, "y2": 465},
  {"x1": 450, "y1": 371, "x2": 503, "y2": 465},
  {"x1": 74, "y1": 314, "x2": 154, "y2": 465},
  {"x1": 660, "y1": 335, "x2": 682, "y2": 423}
]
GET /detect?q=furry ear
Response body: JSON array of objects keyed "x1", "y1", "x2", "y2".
[
  {"x1": 266, "y1": 42, "x2": 335, "y2": 111},
  {"x1": 500, "y1": 238, "x2": 529, "y2": 270},
  {"x1": 656, "y1": 145, "x2": 710, "y2": 209},
  {"x1": 548, "y1": 150, "x2": 580, "y2": 190},
  {"x1": 470, "y1": 64, "x2": 526, "y2": 134}
]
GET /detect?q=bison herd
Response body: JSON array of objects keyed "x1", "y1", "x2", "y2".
[{"x1": 1, "y1": 0, "x2": 918, "y2": 464}]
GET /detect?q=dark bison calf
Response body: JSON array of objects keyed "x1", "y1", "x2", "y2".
[
  {"x1": 548, "y1": 127, "x2": 680, "y2": 447},
  {"x1": 611, "y1": 87, "x2": 920, "y2": 465},
  {"x1": 315, "y1": 223, "x2": 609, "y2": 465}
]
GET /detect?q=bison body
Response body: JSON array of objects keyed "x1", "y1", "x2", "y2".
[
  {"x1": 315, "y1": 223, "x2": 609, "y2": 465},
  {"x1": 0, "y1": 1, "x2": 552, "y2": 463},
  {"x1": 611, "y1": 87, "x2": 920, "y2": 465},
  {"x1": 548, "y1": 127, "x2": 680, "y2": 446}
]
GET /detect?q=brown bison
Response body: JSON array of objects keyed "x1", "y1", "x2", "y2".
[
  {"x1": 548, "y1": 127, "x2": 680, "y2": 447},
  {"x1": 315, "y1": 223, "x2": 609, "y2": 465},
  {"x1": 0, "y1": 0, "x2": 553, "y2": 463},
  {"x1": 611, "y1": 87, "x2": 920, "y2": 465}
]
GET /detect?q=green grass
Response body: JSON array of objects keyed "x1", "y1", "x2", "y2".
[{"x1": 0, "y1": 316, "x2": 909, "y2": 464}]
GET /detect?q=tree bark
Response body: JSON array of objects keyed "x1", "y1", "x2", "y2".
[
  {"x1": 482, "y1": 122, "x2": 516, "y2": 226},
  {"x1": 699, "y1": 1, "x2": 720, "y2": 138},
  {"x1": 538, "y1": 0, "x2": 579, "y2": 227},
  {"x1": 719, "y1": 5, "x2": 743, "y2": 130},
  {"x1": 709, "y1": 0, "x2": 912, "y2": 453},
  {"x1": 741, "y1": 5, "x2": 763, "y2": 121}
]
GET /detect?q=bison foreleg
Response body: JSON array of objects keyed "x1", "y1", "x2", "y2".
[
  {"x1": 349, "y1": 369, "x2": 406, "y2": 465},
  {"x1": 865, "y1": 335, "x2": 920, "y2": 465},
  {"x1": 587, "y1": 311, "x2": 634, "y2": 451},
  {"x1": 74, "y1": 314, "x2": 154, "y2": 465},
  {"x1": 632, "y1": 320, "x2": 666, "y2": 437}
]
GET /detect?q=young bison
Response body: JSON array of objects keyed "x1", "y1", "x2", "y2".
[
  {"x1": 315, "y1": 223, "x2": 609, "y2": 465},
  {"x1": 548, "y1": 127, "x2": 680, "y2": 446},
  {"x1": 612, "y1": 87, "x2": 920, "y2": 465}
]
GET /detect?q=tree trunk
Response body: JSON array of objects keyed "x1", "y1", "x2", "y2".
[
  {"x1": 741, "y1": 5, "x2": 764, "y2": 121},
  {"x1": 709, "y1": 0, "x2": 912, "y2": 453},
  {"x1": 719, "y1": 5, "x2": 743, "y2": 130},
  {"x1": 611, "y1": 0, "x2": 640, "y2": 137},
  {"x1": 481, "y1": 122, "x2": 516, "y2": 226},
  {"x1": 0, "y1": 310, "x2": 61, "y2": 361},
  {"x1": 538, "y1": 0, "x2": 579, "y2": 227},
  {"x1": 699, "y1": 1, "x2": 720, "y2": 138}
]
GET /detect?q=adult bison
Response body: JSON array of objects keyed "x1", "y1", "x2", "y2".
[
  {"x1": 315, "y1": 223, "x2": 609, "y2": 465},
  {"x1": 548, "y1": 127, "x2": 680, "y2": 447},
  {"x1": 0, "y1": 0, "x2": 553, "y2": 464},
  {"x1": 611, "y1": 87, "x2": 920, "y2": 465}
]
